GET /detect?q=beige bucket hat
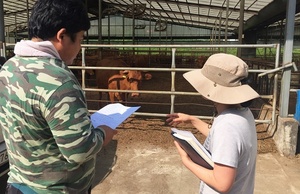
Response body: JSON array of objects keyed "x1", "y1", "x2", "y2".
[{"x1": 183, "y1": 53, "x2": 260, "y2": 104}]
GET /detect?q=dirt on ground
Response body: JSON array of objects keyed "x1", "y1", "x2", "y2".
[{"x1": 108, "y1": 116, "x2": 278, "y2": 155}]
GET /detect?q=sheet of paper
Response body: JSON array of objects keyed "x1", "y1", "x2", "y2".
[{"x1": 91, "y1": 103, "x2": 140, "y2": 129}]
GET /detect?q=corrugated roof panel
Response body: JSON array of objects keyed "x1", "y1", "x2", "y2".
[
  {"x1": 211, "y1": 0, "x2": 226, "y2": 6},
  {"x1": 229, "y1": 10, "x2": 240, "y2": 17},
  {"x1": 189, "y1": 6, "x2": 200, "y2": 13},
  {"x1": 187, "y1": 0, "x2": 205, "y2": 4},
  {"x1": 199, "y1": 9, "x2": 209, "y2": 15},
  {"x1": 183, "y1": 15, "x2": 190, "y2": 20},
  {"x1": 3, "y1": 0, "x2": 35, "y2": 29},
  {"x1": 190, "y1": 16, "x2": 203, "y2": 23},
  {"x1": 208, "y1": 9, "x2": 221, "y2": 17},
  {"x1": 149, "y1": 10, "x2": 160, "y2": 17},
  {"x1": 1, "y1": 0, "x2": 293, "y2": 36},
  {"x1": 159, "y1": 2, "x2": 171, "y2": 10},
  {"x1": 168, "y1": 4, "x2": 180, "y2": 12},
  {"x1": 160, "y1": 12, "x2": 169, "y2": 18},
  {"x1": 176, "y1": 15, "x2": 185, "y2": 20},
  {"x1": 178, "y1": 6, "x2": 189, "y2": 13},
  {"x1": 149, "y1": 2, "x2": 161, "y2": 10}
]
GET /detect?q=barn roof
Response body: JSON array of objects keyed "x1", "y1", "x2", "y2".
[{"x1": 2, "y1": 0, "x2": 300, "y2": 35}]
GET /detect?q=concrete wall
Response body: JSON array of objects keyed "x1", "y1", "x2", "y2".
[{"x1": 259, "y1": 104, "x2": 299, "y2": 157}]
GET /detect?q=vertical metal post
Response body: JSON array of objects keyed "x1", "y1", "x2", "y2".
[
  {"x1": 148, "y1": 1, "x2": 151, "y2": 45},
  {"x1": 165, "y1": 22, "x2": 168, "y2": 45},
  {"x1": 279, "y1": 20, "x2": 284, "y2": 62},
  {"x1": 6, "y1": 26, "x2": 9, "y2": 47},
  {"x1": 132, "y1": 0, "x2": 135, "y2": 45},
  {"x1": 14, "y1": 14, "x2": 17, "y2": 42},
  {"x1": 224, "y1": 0, "x2": 229, "y2": 53},
  {"x1": 122, "y1": 16, "x2": 125, "y2": 45},
  {"x1": 279, "y1": 0, "x2": 296, "y2": 117},
  {"x1": 85, "y1": 0, "x2": 89, "y2": 44},
  {"x1": 210, "y1": 26, "x2": 215, "y2": 52},
  {"x1": 170, "y1": 48, "x2": 176, "y2": 114},
  {"x1": 214, "y1": 24, "x2": 217, "y2": 52},
  {"x1": 108, "y1": 15, "x2": 110, "y2": 44},
  {"x1": 81, "y1": 48, "x2": 86, "y2": 89},
  {"x1": 0, "y1": 0, "x2": 5, "y2": 56},
  {"x1": 26, "y1": 0, "x2": 29, "y2": 39},
  {"x1": 264, "y1": 28, "x2": 268, "y2": 60},
  {"x1": 218, "y1": 11, "x2": 222, "y2": 52},
  {"x1": 237, "y1": 0, "x2": 245, "y2": 57},
  {"x1": 210, "y1": 27, "x2": 213, "y2": 46},
  {"x1": 98, "y1": 0, "x2": 102, "y2": 44},
  {"x1": 98, "y1": 0, "x2": 102, "y2": 60},
  {"x1": 272, "y1": 44, "x2": 280, "y2": 124}
]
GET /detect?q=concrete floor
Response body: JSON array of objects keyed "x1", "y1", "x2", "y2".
[
  {"x1": 91, "y1": 142, "x2": 300, "y2": 194},
  {"x1": 1, "y1": 143, "x2": 299, "y2": 193}
]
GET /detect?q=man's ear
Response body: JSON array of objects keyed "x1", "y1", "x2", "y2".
[
  {"x1": 51, "y1": 28, "x2": 67, "y2": 52},
  {"x1": 56, "y1": 28, "x2": 67, "y2": 42}
]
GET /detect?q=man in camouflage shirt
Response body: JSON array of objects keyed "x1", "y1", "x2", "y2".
[{"x1": 0, "y1": 0, "x2": 117, "y2": 193}]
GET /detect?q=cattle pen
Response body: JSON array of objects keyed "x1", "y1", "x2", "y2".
[
  {"x1": 2, "y1": 42, "x2": 300, "y2": 194},
  {"x1": 65, "y1": 43, "x2": 293, "y2": 126}
]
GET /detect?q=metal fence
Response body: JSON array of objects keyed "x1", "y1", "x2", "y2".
[{"x1": 67, "y1": 43, "x2": 280, "y2": 124}]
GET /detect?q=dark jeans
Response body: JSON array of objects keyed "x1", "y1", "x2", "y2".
[
  {"x1": 6, "y1": 183, "x2": 92, "y2": 194},
  {"x1": 5, "y1": 184, "x2": 30, "y2": 194}
]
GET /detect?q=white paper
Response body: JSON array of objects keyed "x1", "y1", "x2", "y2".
[{"x1": 91, "y1": 103, "x2": 140, "y2": 129}]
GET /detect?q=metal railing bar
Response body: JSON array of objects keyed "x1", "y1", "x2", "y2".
[
  {"x1": 68, "y1": 66, "x2": 272, "y2": 73},
  {"x1": 80, "y1": 43, "x2": 278, "y2": 49},
  {"x1": 87, "y1": 109, "x2": 272, "y2": 124},
  {"x1": 83, "y1": 87, "x2": 273, "y2": 99}
]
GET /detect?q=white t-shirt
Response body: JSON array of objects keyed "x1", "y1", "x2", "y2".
[{"x1": 200, "y1": 107, "x2": 257, "y2": 194}]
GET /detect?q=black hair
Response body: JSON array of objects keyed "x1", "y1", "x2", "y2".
[{"x1": 28, "y1": 0, "x2": 90, "y2": 42}]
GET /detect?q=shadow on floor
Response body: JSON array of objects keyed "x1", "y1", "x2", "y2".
[{"x1": 92, "y1": 140, "x2": 118, "y2": 188}]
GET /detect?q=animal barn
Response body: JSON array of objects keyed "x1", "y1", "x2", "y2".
[{"x1": 1, "y1": 0, "x2": 300, "y2": 193}]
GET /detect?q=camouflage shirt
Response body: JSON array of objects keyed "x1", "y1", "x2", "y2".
[{"x1": 0, "y1": 41, "x2": 105, "y2": 194}]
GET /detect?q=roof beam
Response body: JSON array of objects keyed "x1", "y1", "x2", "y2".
[
  {"x1": 145, "y1": 6, "x2": 238, "y2": 23},
  {"x1": 147, "y1": 0, "x2": 258, "y2": 15},
  {"x1": 141, "y1": 14, "x2": 236, "y2": 31},
  {"x1": 111, "y1": 3, "x2": 239, "y2": 24},
  {"x1": 244, "y1": 0, "x2": 300, "y2": 32}
]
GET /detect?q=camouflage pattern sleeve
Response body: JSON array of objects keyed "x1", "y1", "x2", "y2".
[
  {"x1": 0, "y1": 57, "x2": 106, "y2": 193},
  {"x1": 43, "y1": 79, "x2": 105, "y2": 164}
]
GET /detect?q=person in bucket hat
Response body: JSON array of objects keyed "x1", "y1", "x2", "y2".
[{"x1": 167, "y1": 53, "x2": 260, "y2": 194}]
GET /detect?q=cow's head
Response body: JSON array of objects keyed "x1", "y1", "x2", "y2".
[{"x1": 123, "y1": 70, "x2": 142, "y2": 97}]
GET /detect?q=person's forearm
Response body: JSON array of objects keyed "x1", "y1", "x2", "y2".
[
  {"x1": 183, "y1": 160, "x2": 234, "y2": 193},
  {"x1": 184, "y1": 159, "x2": 216, "y2": 189},
  {"x1": 189, "y1": 116, "x2": 210, "y2": 136}
]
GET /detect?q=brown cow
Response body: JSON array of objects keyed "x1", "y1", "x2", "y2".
[
  {"x1": 95, "y1": 58, "x2": 144, "y2": 104},
  {"x1": 95, "y1": 57, "x2": 129, "y2": 89},
  {"x1": 124, "y1": 54, "x2": 153, "y2": 81},
  {"x1": 107, "y1": 70, "x2": 142, "y2": 103}
]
